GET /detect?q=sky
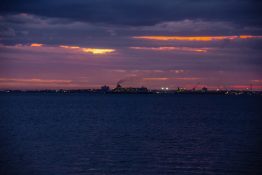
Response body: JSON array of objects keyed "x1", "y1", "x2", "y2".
[{"x1": 0, "y1": 0, "x2": 262, "y2": 90}]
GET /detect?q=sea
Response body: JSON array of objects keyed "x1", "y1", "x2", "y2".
[{"x1": 0, "y1": 93, "x2": 261, "y2": 175}]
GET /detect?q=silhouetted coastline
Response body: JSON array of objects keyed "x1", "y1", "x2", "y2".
[{"x1": 1, "y1": 84, "x2": 261, "y2": 96}]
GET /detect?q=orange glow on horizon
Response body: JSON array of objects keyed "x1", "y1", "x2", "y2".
[
  {"x1": 130, "y1": 46, "x2": 208, "y2": 53},
  {"x1": 30, "y1": 43, "x2": 43, "y2": 47},
  {"x1": 133, "y1": 35, "x2": 262, "y2": 41}
]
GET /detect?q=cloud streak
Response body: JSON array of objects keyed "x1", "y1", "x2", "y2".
[
  {"x1": 82, "y1": 48, "x2": 115, "y2": 55},
  {"x1": 1, "y1": 43, "x2": 115, "y2": 56},
  {"x1": 0, "y1": 78, "x2": 76, "y2": 89},
  {"x1": 60, "y1": 45, "x2": 115, "y2": 55},
  {"x1": 0, "y1": 78, "x2": 72, "y2": 84},
  {"x1": 130, "y1": 46, "x2": 208, "y2": 53},
  {"x1": 174, "y1": 77, "x2": 200, "y2": 81},
  {"x1": 143, "y1": 77, "x2": 169, "y2": 81},
  {"x1": 133, "y1": 35, "x2": 262, "y2": 41}
]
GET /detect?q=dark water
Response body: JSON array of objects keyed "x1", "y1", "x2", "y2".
[{"x1": 0, "y1": 93, "x2": 261, "y2": 175}]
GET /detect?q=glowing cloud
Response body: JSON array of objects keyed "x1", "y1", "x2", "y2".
[
  {"x1": 133, "y1": 35, "x2": 262, "y2": 41},
  {"x1": 239, "y1": 35, "x2": 262, "y2": 39},
  {"x1": 60, "y1": 45, "x2": 115, "y2": 55},
  {"x1": 82, "y1": 48, "x2": 115, "y2": 55},
  {"x1": 30, "y1": 43, "x2": 43, "y2": 47},
  {"x1": 130, "y1": 46, "x2": 208, "y2": 53}
]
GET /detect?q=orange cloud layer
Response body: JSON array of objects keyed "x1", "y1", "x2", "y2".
[
  {"x1": 82, "y1": 48, "x2": 115, "y2": 54},
  {"x1": 133, "y1": 35, "x2": 262, "y2": 41},
  {"x1": 60, "y1": 45, "x2": 115, "y2": 55},
  {"x1": 30, "y1": 43, "x2": 43, "y2": 47},
  {"x1": 130, "y1": 46, "x2": 208, "y2": 52}
]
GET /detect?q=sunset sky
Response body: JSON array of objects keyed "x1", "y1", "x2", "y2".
[{"x1": 0, "y1": 0, "x2": 262, "y2": 90}]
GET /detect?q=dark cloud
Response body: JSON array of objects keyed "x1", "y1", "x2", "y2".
[
  {"x1": 0, "y1": 0, "x2": 261, "y2": 26},
  {"x1": 1, "y1": 13, "x2": 262, "y2": 47}
]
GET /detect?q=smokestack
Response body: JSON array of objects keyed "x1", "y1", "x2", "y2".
[{"x1": 117, "y1": 79, "x2": 126, "y2": 85}]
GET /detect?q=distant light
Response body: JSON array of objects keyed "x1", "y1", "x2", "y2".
[
  {"x1": 166, "y1": 87, "x2": 169, "y2": 90},
  {"x1": 161, "y1": 87, "x2": 164, "y2": 90}
]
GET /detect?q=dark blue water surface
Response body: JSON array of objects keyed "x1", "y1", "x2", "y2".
[{"x1": 0, "y1": 93, "x2": 261, "y2": 175}]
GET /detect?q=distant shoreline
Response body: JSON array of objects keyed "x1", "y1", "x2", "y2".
[{"x1": 1, "y1": 89, "x2": 261, "y2": 96}]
